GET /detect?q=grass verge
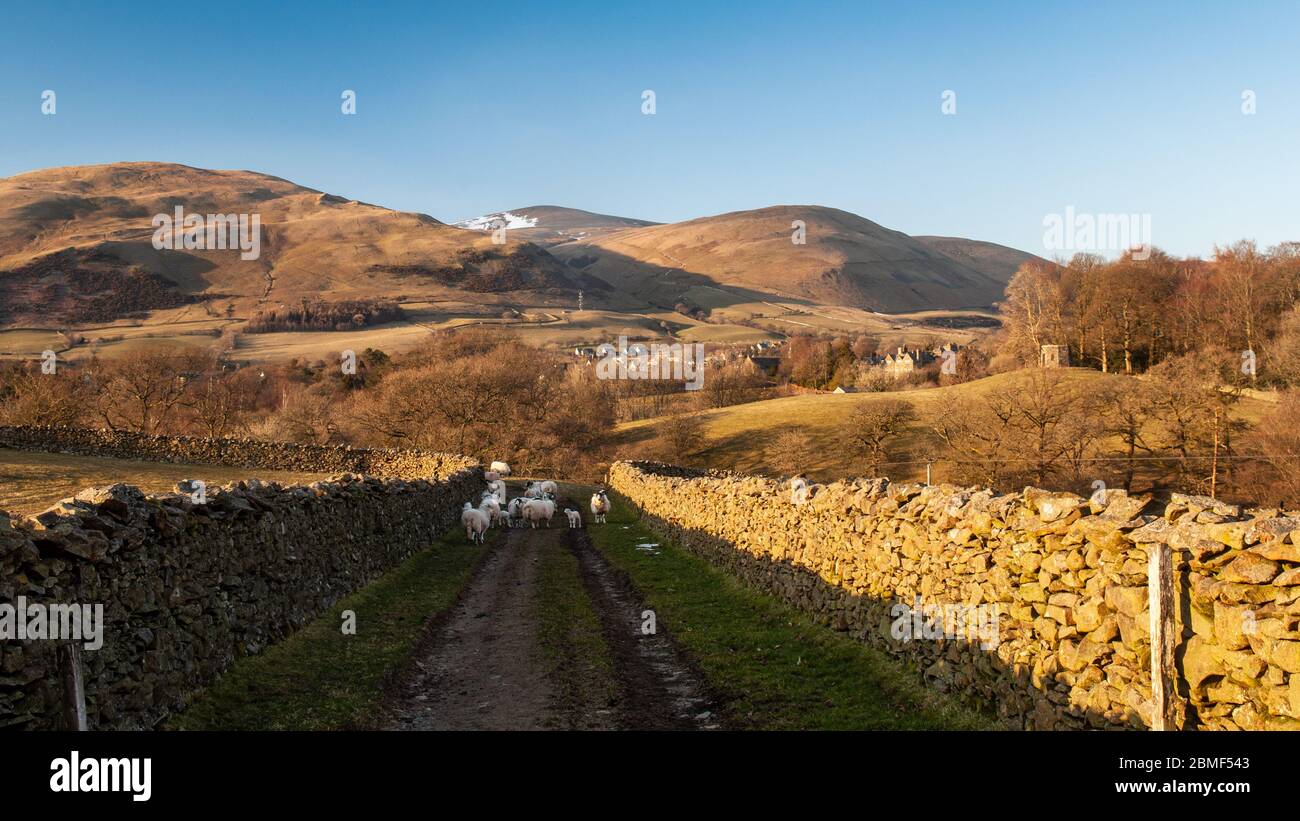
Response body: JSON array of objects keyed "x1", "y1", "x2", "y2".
[
  {"x1": 585, "y1": 491, "x2": 998, "y2": 730},
  {"x1": 167, "y1": 525, "x2": 484, "y2": 730}
]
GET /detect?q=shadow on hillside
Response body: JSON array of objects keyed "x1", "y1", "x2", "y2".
[{"x1": 556, "y1": 244, "x2": 821, "y2": 313}]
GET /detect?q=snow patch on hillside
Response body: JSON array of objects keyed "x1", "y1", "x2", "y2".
[{"x1": 454, "y1": 211, "x2": 539, "y2": 231}]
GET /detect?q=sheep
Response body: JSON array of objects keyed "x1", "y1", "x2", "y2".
[
  {"x1": 507, "y1": 497, "x2": 527, "y2": 527},
  {"x1": 565, "y1": 508, "x2": 582, "y2": 528},
  {"x1": 479, "y1": 494, "x2": 502, "y2": 527},
  {"x1": 539, "y1": 480, "x2": 557, "y2": 496},
  {"x1": 522, "y1": 498, "x2": 556, "y2": 529},
  {"x1": 461, "y1": 502, "x2": 489, "y2": 544},
  {"x1": 486, "y1": 479, "x2": 507, "y2": 506},
  {"x1": 523, "y1": 482, "x2": 544, "y2": 499},
  {"x1": 490, "y1": 461, "x2": 512, "y2": 476},
  {"x1": 589, "y1": 490, "x2": 610, "y2": 524}
]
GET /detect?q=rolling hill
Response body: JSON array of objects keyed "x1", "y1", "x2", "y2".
[
  {"x1": 453, "y1": 205, "x2": 659, "y2": 247},
  {"x1": 0, "y1": 163, "x2": 593, "y2": 325},
  {"x1": 547, "y1": 205, "x2": 1027, "y2": 313},
  {"x1": 912, "y1": 236, "x2": 1041, "y2": 284},
  {"x1": 0, "y1": 163, "x2": 1031, "y2": 338}
]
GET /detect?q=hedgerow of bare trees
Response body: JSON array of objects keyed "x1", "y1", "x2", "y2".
[
  {"x1": 0, "y1": 329, "x2": 621, "y2": 480},
  {"x1": 928, "y1": 360, "x2": 1252, "y2": 498}
]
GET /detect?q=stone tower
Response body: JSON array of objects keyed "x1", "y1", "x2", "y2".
[{"x1": 1039, "y1": 344, "x2": 1070, "y2": 369}]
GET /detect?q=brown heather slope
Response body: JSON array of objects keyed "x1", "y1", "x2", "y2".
[
  {"x1": 912, "y1": 236, "x2": 1043, "y2": 284},
  {"x1": 0, "y1": 162, "x2": 589, "y2": 325},
  {"x1": 549, "y1": 205, "x2": 1021, "y2": 313}
]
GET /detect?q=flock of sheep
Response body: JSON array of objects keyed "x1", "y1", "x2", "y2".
[{"x1": 459, "y1": 461, "x2": 613, "y2": 544}]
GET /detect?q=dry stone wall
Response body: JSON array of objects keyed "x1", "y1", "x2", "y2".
[
  {"x1": 609, "y1": 461, "x2": 1300, "y2": 730},
  {"x1": 0, "y1": 425, "x2": 468, "y2": 480},
  {"x1": 0, "y1": 428, "x2": 481, "y2": 730}
]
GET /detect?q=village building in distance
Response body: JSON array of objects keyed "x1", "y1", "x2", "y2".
[{"x1": 857, "y1": 342, "x2": 962, "y2": 381}]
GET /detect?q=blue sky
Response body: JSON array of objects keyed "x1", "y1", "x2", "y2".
[{"x1": 1, "y1": 0, "x2": 1296, "y2": 257}]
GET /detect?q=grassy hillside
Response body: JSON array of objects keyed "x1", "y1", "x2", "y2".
[
  {"x1": 550, "y1": 204, "x2": 1012, "y2": 312},
  {"x1": 615, "y1": 369, "x2": 1276, "y2": 487}
]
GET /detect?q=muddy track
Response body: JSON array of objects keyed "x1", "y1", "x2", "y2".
[
  {"x1": 385, "y1": 525, "x2": 556, "y2": 730},
  {"x1": 384, "y1": 492, "x2": 718, "y2": 730},
  {"x1": 564, "y1": 523, "x2": 719, "y2": 730}
]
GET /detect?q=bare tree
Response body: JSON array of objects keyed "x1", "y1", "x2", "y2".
[
  {"x1": 1264, "y1": 306, "x2": 1300, "y2": 388},
  {"x1": 767, "y1": 429, "x2": 814, "y2": 477},
  {"x1": 1146, "y1": 352, "x2": 1246, "y2": 496},
  {"x1": 838, "y1": 399, "x2": 916, "y2": 477},
  {"x1": 90, "y1": 350, "x2": 194, "y2": 434},
  {"x1": 1001, "y1": 261, "x2": 1065, "y2": 366},
  {"x1": 0, "y1": 363, "x2": 88, "y2": 427},
  {"x1": 1246, "y1": 391, "x2": 1300, "y2": 507},
  {"x1": 251, "y1": 384, "x2": 338, "y2": 444},
  {"x1": 659, "y1": 411, "x2": 706, "y2": 463},
  {"x1": 698, "y1": 360, "x2": 766, "y2": 409},
  {"x1": 1098, "y1": 378, "x2": 1158, "y2": 491},
  {"x1": 933, "y1": 370, "x2": 1094, "y2": 489}
]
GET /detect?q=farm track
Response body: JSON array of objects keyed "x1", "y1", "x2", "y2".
[
  {"x1": 568, "y1": 524, "x2": 720, "y2": 729},
  {"x1": 384, "y1": 491, "x2": 718, "y2": 730}
]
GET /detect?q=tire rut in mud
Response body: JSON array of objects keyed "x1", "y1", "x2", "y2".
[{"x1": 563, "y1": 514, "x2": 721, "y2": 730}]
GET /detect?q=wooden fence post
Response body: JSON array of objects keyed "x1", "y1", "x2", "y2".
[
  {"x1": 1148, "y1": 542, "x2": 1177, "y2": 730},
  {"x1": 59, "y1": 643, "x2": 87, "y2": 731}
]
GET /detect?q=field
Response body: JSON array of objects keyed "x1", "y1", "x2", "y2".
[
  {"x1": 0, "y1": 449, "x2": 331, "y2": 516},
  {"x1": 0, "y1": 296, "x2": 967, "y2": 364},
  {"x1": 698, "y1": 296, "x2": 998, "y2": 348},
  {"x1": 0, "y1": 300, "x2": 779, "y2": 363},
  {"x1": 615, "y1": 368, "x2": 1277, "y2": 486}
]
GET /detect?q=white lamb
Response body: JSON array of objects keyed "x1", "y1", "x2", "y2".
[
  {"x1": 590, "y1": 491, "x2": 610, "y2": 524},
  {"x1": 565, "y1": 508, "x2": 582, "y2": 528},
  {"x1": 522, "y1": 498, "x2": 556, "y2": 528},
  {"x1": 490, "y1": 460, "x2": 512, "y2": 476},
  {"x1": 461, "y1": 502, "x2": 489, "y2": 544}
]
